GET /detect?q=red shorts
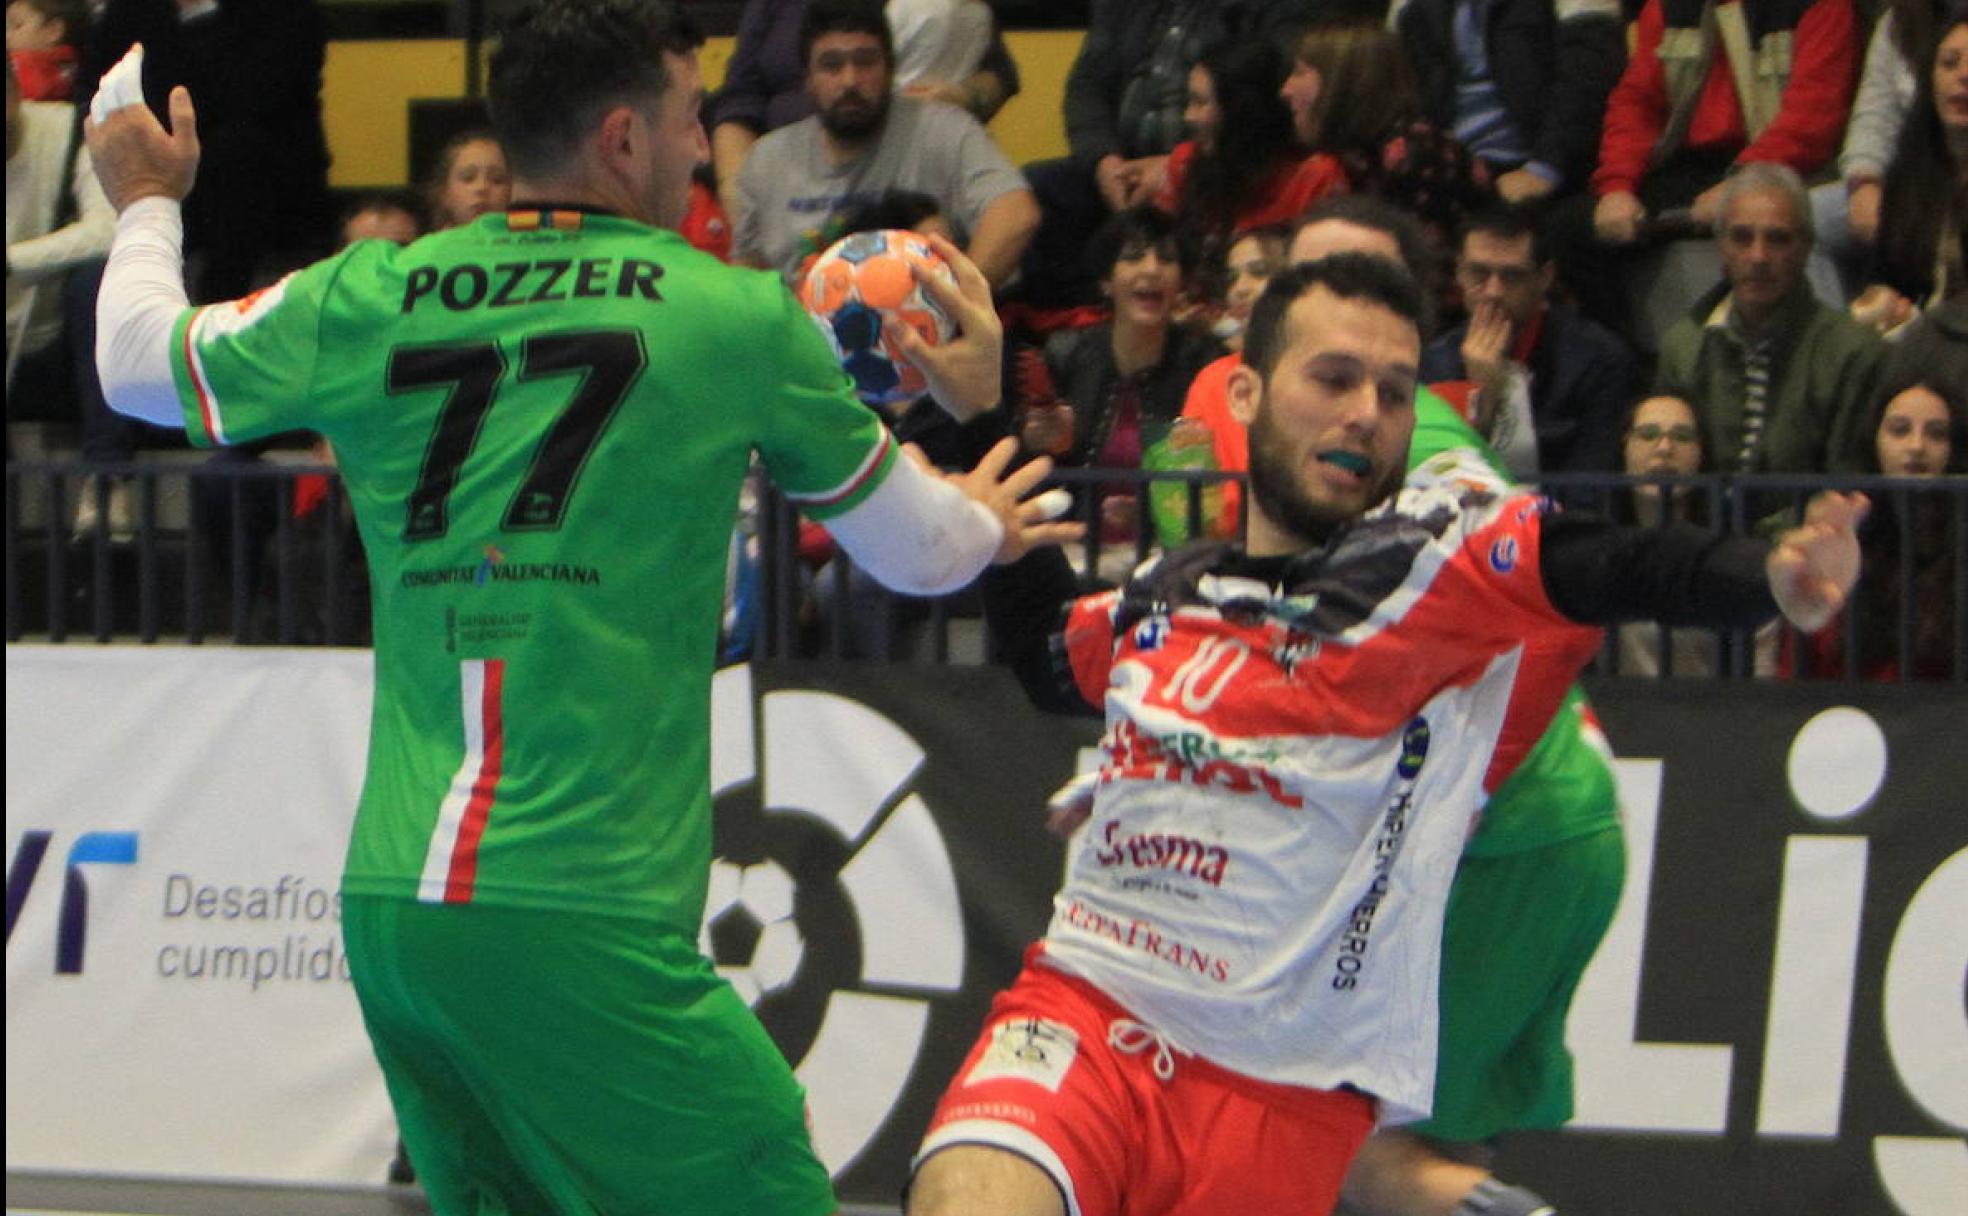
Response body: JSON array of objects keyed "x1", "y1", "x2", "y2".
[{"x1": 915, "y1": 948, "x2": 1376, "y2": 1216}]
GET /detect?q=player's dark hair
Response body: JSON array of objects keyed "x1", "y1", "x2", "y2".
[
  {"x1": 1087, "y1": 206, "x2": 1197, "y2": 282},
  {"x1": 836, "y1": 190, "x2": 943, "y2": 237},
  {"x1": 800, "y1": 0, "x2": 894, "y2": 72},
  {"x1": 338, "y1": 190, "x2": 428, "y2": 246},
  {"x1": 1460, "y1": 204, "x2": 1551, "y2": 266},
  {"x1": 1293, "y1": 196, "x2": 1433, "y2": 281},
  {"x1": 1242, "y1": 254, "x2": 1423, "y2": 380},
  {"x1": 1291, "y1": 195, "x2": 1437, "y2": 332},
  {"x1": 487, "y1": 0, "x2": 704, "y2": 179}
]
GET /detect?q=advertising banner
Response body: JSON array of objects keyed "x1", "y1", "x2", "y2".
[
  {"x1": 5, "y1": 646, "x2": 392, "y2": 1183},
  {"x1": 6, "y1": 650, "x2": 1963, "y2": 1212}
]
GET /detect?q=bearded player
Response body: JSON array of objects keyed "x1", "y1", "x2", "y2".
[{"x1": 907, "y1": 253, "x2": 1865, "y2": 1216}]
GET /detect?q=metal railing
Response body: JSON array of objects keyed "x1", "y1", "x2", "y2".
[{"x1": 8, "y1": 458, "x2": 1965, "y2": 681}]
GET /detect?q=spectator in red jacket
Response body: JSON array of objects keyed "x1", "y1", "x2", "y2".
[
  {"x1": 1554, "y1": 0, "x2": 1861, "y2": 332},
  {"x1": 1154, "y1": 38, "x2": 1345, "y2": 274}
]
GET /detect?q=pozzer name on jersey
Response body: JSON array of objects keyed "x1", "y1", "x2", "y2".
[{"x1": 400, "y1": 257, "x2": 667, "y2": 313}]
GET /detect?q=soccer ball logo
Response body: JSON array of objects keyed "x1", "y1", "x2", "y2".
[
  {"x1": 706, "y1": 667, "x2": 968, "y2": 1176},
  {"x1": 702, "y1": 858, "x2": 805, "y2": 1006},
  {"x1": 801, "y1": 229, "x2": 955, "y2": 405}
]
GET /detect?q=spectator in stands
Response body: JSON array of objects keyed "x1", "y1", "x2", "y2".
[
  {"x1": 1553, "y1": 0, "x2": 1861, "y2": 330},
  {"x1": 1791, "y1": 302, "x2": 1966, "y2": 679},
  {"x1": 337, "y1": 192, "x2": 423, "y2": 248},
  {"x1": 1393, "y1": 0, "x2": 1627, "y2": 208},
  {"x1": 1154, "y1": 38, "x2": 1345, "y2": 272},
  {"x1": 1656, "y1": 164, "x2": 1883, "y2": 476},
  {"x1": 1211, "y1": 223, "x2": 1288, "y2": 353},
  {"x1": 1849, "y1": 7, "x2": 1967, "y2": 332},
  {"x1": 708, "y1": 0, "x2": 1021, "y2": 220},
  {"x1": 733, "y1": 0, "x2": 1037, "y2": 286},
  {"x1": 1283, "y1": 20, "x2": 1493, "y2": 282},
  {"x1": 1618, "y1": 393, "x2": 1710, "y2": 525},
  {"x1": 1017, "y1": 206, "x2": 1224, "y2": 576},
  {"x1": 5, "y1": 57, "x2": 129, "y2": 534},
  {"x1": 679, "y1": 164, "x2": 734, "y2": 260},
  {"x1": 1174, "y1": 224, "x2": 1289, "y2": 538},
  {"x1": 423, "y1": 128, "x2": 511, "y2": 231},
  {"x1": 1420, "y1": 206, "x2": 1641, "y2": 477},
  {"x1": 82, "y1": 0, "x2": 335, "y2": 303},
  {"x1": 1809, "y1": 0, "x2": 1949, "y2": 303},
  {"x1": 1013, "y1": 0, "x2": 1304, "y2": 306},
  {"x1": 886, "y1": 0, "x2": 991, "y2": 96},
  {"x1": 6, "y1": 0, "x2": 84, "y2": 100},
  {"x1": 1613, "y1": 392, "x2": 1719, "y2": 674}
]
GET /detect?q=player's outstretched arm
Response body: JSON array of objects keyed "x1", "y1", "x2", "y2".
[
  {"x1": 85, "y1": 70, "x2": 201, "y2": 429},
  {"x1": 942, "y1": 438, "x2": 1083, "y2": 566},
  {"x1": 1538, "y1": 493, "x2": 1866, "y2": 632},
  {"x1": 823, "y1": 438, "x2": 1083, "y2": 598},
  {"x1": 1766, "y1": 492, "x2": 1868, "y2": 634},
  {"x1": 891, "y1": 232, "x2": 1002, "y2": 424}
]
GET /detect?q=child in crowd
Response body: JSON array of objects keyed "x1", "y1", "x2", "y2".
[{"x1": 5, "y1": 0, "x2": 83, "y2": 101}]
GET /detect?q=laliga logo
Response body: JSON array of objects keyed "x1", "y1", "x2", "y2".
[
  {"x1": 705, "y1": 667, "x2": 966, "y2": 1177},
  {"x1": 1569, "y1": 707, "x2": 1967, "y2": 1215}
]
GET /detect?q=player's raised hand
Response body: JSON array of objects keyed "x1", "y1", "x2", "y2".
[
  {"x1": 85, "y1": 81, "x2": 200, "y2": 213},
  {"x1": 938, "y1": 438, "x2": 1083, "y2": 564},
  {"x1": 893, "y1": 232, "x2": 1003, "y2": 423},
  {"x1": 1767, "y1": 491, "x2": 1869, "y2": 634}
]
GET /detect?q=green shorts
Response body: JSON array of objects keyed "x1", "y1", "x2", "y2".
[
  {"x1": 1411, "y1": 824, "x2": 1626, "y2": 1143},
  {"x1": 343, "y1": 895, "x2": 834, "y2": 1216}
]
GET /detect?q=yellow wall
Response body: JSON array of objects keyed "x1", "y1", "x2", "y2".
[{"x1": 323, "y1": 30, "x2": 1083, "y2": 188}]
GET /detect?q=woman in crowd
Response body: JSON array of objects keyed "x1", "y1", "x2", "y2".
[
  {"x1": 1812, "y1": 0, "x2": 1952, "y2": 301},
  {"x1": 1613, "y1": 394, "x2": 1720, "y2": 676},
  {"x1": 1172, "y1": 224, "x2": 1291, "y2": 541},
  {"x1": 1851, "y1": 6, "x2": 1967, "y2": 331},
  {"x1": 423, "y1": 128, "x2": 512, "y2": 231},
  {"x1": 1280, "y1": 21, "x2": 1490, "y2": 266},
  {"x1": 1154, "y1": 39, "x2": 1344, "y2": 272},
  {"x1": 1793, "y1": 303, "x2": 1967, "y2": 679},
  {"x1": 1209, "y1": 225, "x2": 1288, "y2": 353},
  {"x1": 1017, "y1": 207, "x2": 1224, "y2": 578}
]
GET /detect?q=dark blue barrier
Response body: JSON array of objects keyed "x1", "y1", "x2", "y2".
[{"x1": 6, "y1": 458, "x2": 1964, "y2": 681}]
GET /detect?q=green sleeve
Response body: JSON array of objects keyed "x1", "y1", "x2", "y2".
[
  {"x1": 753, "y1": 281, "x2": 898, "y2": 518},
  {"x1": 168, "y1": 248, "x2": 359, "y2": 447},
  {"x1": 1407, "y1": 385, "x2": 1512, "y2": 479}
]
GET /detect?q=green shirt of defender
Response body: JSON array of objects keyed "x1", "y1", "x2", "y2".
[{"x1": 171, "y1": 211, "x2": 895, "y2": 932}]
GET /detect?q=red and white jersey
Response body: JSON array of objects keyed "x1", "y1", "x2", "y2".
[{"x1": 1039, "y1": 449, "x2": 1596, "y2": 1124}]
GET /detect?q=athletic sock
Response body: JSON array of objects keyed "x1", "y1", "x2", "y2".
[{"x1": 1452, "y1": 1177, "x2": 1558, "y2": 1216}]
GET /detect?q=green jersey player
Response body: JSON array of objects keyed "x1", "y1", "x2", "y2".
[{"x1": 85, "y1": 3, "x2": 1076, "y2": 1213}]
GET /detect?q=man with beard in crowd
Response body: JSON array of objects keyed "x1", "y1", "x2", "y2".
[{"x1": 732, "y1": 0, "x2": 1037, "y2": 286}]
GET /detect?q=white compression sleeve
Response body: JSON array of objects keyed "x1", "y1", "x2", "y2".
[
  {"x1": 95, "y1": 197, "x2": 192, "y2": 428},
  {"x1": 820, "y1": 448, "x2": 1005, "y2": 596}
]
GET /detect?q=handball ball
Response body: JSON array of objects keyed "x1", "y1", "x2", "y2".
[{"x1": 801, "y1": 229, "x2": 956, "y2": 406}]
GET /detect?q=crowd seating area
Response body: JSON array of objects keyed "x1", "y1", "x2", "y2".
[{"x1": 7, "y1": 0, "x2": 1965, "y2": 683}]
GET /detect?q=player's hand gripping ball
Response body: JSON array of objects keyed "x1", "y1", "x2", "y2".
[{"x1": 801, "y1": 229, "x2": 956, "y2": 406}]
